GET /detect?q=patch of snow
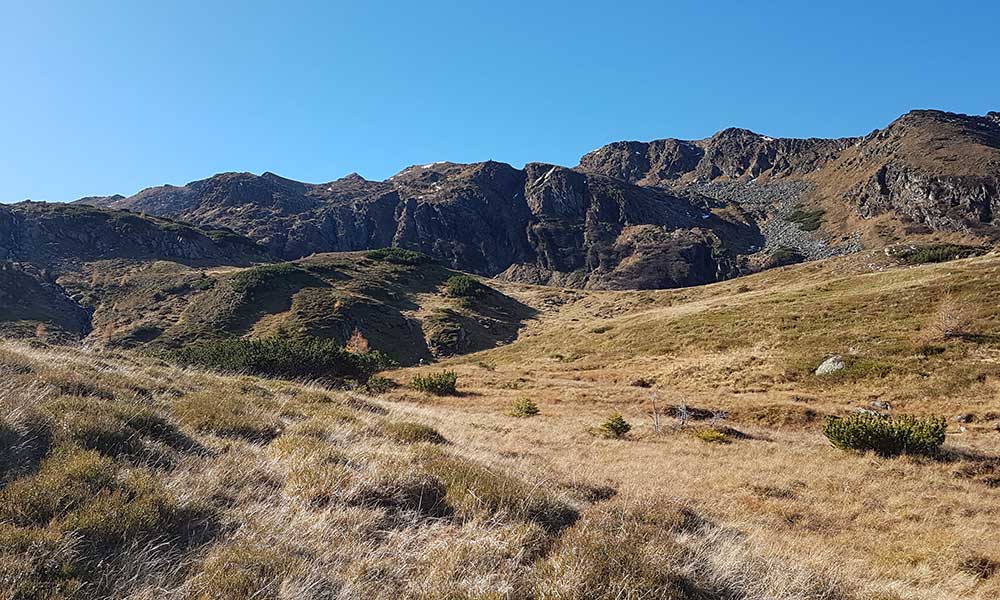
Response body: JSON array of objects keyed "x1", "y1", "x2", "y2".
[
  {"x1": 421, "y1": 161, "x2": 445, "y2": 169},
  {"x1": 761, "y1": 136, "x2": 775, "y2": 142}
]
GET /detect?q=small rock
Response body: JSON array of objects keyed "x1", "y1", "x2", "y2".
[
  {"x1": 953, "y1": 413, "x2": 975, "y2": 424},
  {"x1": 870, "y1": 400, "x2": 891, "y2": 411},
  {"x1": 815, "y1": 355, "x2": 846, "y2": 376}
]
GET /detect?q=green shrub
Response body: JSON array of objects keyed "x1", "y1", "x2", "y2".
[
  {"x1": 444, "y1": 274, "x2": 481, "y2": 298},
  {"x1": 365, "y1": 247, "x2": 431, "y2": 265},
  {"x1": 228, "y1": 263, "x2": 303, "y2": 294},
  {"x1": 823, "y1": 413, "x2": 946, "y2": 457},
  {"x1": 786, "y1": 207, "x2": 825, "y2": 231},
  {"x1": 378, "y1": 421, "x2": 447, "y2": 445},
  {"x1": 364, "y1": 375, "x2": 396, "y2": 394},
  {"x1": 898, "y1": 244, "x2": 986, "y2": 265},
  {"x1": 508, "y1": 398, "x2": 540, "y2": 418},
  {"x1": 598, "y1": 413, "x2": 631, "y2": 439},
  {"x1": 172, "y1": 337, "x2": 395, "y2": 382},
  {"x1": 411, "y1": 371, "x2": 458, "y2": 396}
]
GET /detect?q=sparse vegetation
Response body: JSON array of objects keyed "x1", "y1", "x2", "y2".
[
  {"x1": 823, "y1": 413, "x2": 947, "y2": 457},
  {"x1": 228, "y1": 263, "x2": 303, "y2": 295},
  {"x1": 411, "y1": 370, "x2": 459, "y2": 395},
  {"x1": 918, "y1": 293, "x2": 973, "y2": 344},
  {"x1": 694, "y1": 428, "x2": 731, "y2": 444},
  {"x1": 597, "y1": 412, "x2": 631, "y2": 438},
  {"x1": 508, "y1": 398, "x2": 540, "y2": 418}
]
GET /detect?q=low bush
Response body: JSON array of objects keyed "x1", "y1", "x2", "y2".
[
  {"x1": 444, "y1": 274, "x2": 481, "y2": 298},
  {"x1": 508, "y1": 398, "x2": 540, "y2": 418},
  {"x1": 823, "y1": 413, "x2": 946, "y2": 457},
  {"x1": 228, "y1": 263, "x2": 303, "y2": 295},
  {"x1": 411, "y1": 371, "x2": 458, "y2": 395},
  {"x1": 786, "y1": 207, "x2": 825, "y2": 231},
  {"x1": 364, "y1": 375, "x2": 396, "y2": 394},
  {"x1": 598, "y1": 413, "x2": 631, "y2": 439},
  {"x1": 898, "y1": 244, "x2": 986, "y2": 265},
  {"x1": 365, "y1": 247, "x2": 431, "y2": 265},
  {"x1": 172, "y1": 337, "x2": 395, "y2": 382},
  {"x1": 378, "y1": 421, "x2": 447, "y2": 445}
]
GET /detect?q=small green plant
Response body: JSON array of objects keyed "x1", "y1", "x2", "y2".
[
  {"x1": 365, "y1": 247, "x2": 430, "y2": 265},
  {"x1": 508, "y1": 398, "x2": 540, "y2": 418},
  {"x1": 598, "y1": 413, "x2": 631, "y2": 439},
  {"x1": 823, "y1": 413, "x2": 946, "y2": 457},
  {"x1": 444, "y1": 274, "x2": 481, "y2": 298},
  {"x1": 411, "y1": 371, "x2": 458, "y2": 395}
]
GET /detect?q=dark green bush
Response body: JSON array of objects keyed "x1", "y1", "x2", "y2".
[
  {"x1": 411, "y1": 371, "x2": 458, "y2": 395},
  {"x1": 364, "y1": 375, "x2": 396, "y2": 394},
  {"x1": 898, "y1": 244, "x2": 987, "y2": 265},
  {"x1": 786, "y1": 207, "x2": 825, "y2": 231},
  {"x1": 444, "y1": 274, "x2": 481, "y2": 298},
  {"x1": 823, "y1": 413, "x2": 946, "y2": 457},
  {"x1": 172, "y1": 337, "x2": 395, "y2": 382},
  {"x1": 365, "y1": 247, "x2": 431, "y2": 265},
  {"x1": 598, "y1": 413, "x2": 631, "y2": 439},
  {"x1": 228, "y1": 263, "x2": 303, "y2": 294}
]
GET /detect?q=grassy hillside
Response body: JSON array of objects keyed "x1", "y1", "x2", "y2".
[
  {"x1": 51, "y1": 251, "x2": 535, "y2": 365},
  {"x1": 3, "y1": 250, "x2": 1000, "y2": 598},
  {"x1": 380, "y1": 250, "x2": 1000, "y2": 599}
]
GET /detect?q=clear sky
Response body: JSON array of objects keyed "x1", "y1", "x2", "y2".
[{"x1": 1, "y1": 0, "x2": 997, "y2": 201}]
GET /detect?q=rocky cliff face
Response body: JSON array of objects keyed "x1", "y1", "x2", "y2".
[
  {"x1": 832, "y1": 110, "x2": 1000, "y2": 234},
  {"x1": 579, "y1": 128, "x2": 856, "y2": 185},
  {"x1": 78, "y1": 161, "x2": 760, "y2": 290},
  {"x1": 0, "y1": 202, "x2": 268, "y2": 268},
  {"x1": 69, "y1": 109, "x2": 1000, "y2": 290}
]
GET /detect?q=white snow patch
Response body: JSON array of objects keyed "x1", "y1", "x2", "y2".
[{"x1": 761, "y1": 136, "x2": 775, "y2": 142}]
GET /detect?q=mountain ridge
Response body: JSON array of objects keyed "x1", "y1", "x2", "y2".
[{"x1": 64, "y1": 108, "x2": 1000, "y2": 290}]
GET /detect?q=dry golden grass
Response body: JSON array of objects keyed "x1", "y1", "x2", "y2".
[{"x1": 4, "y1": 252, "x2": 1000, "y2": 598}]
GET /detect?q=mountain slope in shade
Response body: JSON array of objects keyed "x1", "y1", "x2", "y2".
[{"x1": 0, "y1": 201, "x2": 268, "y2": 268}]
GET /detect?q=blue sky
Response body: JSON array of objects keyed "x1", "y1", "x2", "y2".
[{"x1": 1, "y1": 0, "x2": 997, "y2": 201}]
